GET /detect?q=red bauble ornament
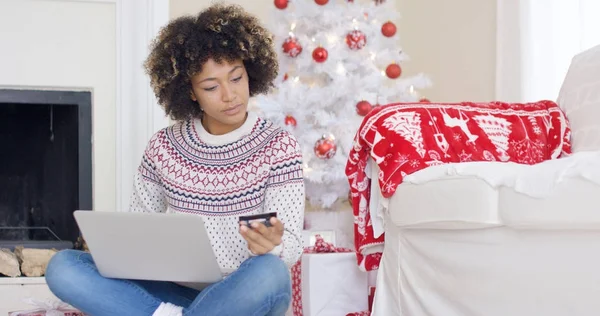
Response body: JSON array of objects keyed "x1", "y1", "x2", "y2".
[
  {"x1": 356, "y1": 100, "x2": 373, "y2": 116},
  {"x1": 381, "y1": 21, "x2": 397, "y2": 37},
  {"x1": 385, "y1": 63, "x2": 402, "y2": 79},
  {"x1": 315, "y1": 0, "x2": 329, "y2": 5},
  {"x1": 282, "y1": 36, "x2": 302, "y2": 58},
  {"x1": 346, "y1": 30, "x2": 367, "y2": 50},
  {"x1": 284, "y1": 115, "x2": 297, "y2": 127},
  {"x1": 283, "y1": 73, "x2": 289, "y2": 81},
  {"x1": 312, "y1": 47, "x2": 328, "y2": 63},
  {"x1": 274, "y1": 0, "x2": 288, "y2": 9},
  {"x1": 419, "y1": 98, "x2": 431, "y2": 103},
  {"x1": 314, "y1": 136, "x2": 337, "y2": 159}
]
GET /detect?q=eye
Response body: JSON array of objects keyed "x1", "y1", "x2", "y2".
[
  {"x1": 203, "y1": 86, "x2": 218, "y2": 92},
  {"x1": 232, "y1": 75, "x2": 243, "y2": 82}
]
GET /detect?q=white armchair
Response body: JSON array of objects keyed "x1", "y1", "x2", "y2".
[{"x1": 372, "y1": 45, "x2": 600, "y2": 316}]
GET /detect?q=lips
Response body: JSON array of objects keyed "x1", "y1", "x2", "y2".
[{"x1": 223, "y1": 104, "x2": 243, "y2": 116}]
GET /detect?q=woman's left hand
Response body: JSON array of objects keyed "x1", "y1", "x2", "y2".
[{"x1": 239, "y1": 217, "x2": 284, "y2": 255}]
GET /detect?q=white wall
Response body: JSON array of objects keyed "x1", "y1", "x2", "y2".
[
  {"x1": 396, "y1": 0, "x2": 497, "y2": 102},
  {"x1": 169, "y1": 0, "x2": 498, "y2": 102},
  {"x1": 0, "y1": 0, "x2": 117, "y2": 212}
]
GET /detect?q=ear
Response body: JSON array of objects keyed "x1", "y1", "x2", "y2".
[{"x1": 190, "y1": 90, "x2": 197, "y2": 102}]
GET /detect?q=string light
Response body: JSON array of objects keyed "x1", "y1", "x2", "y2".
[
  {"x1": 326, "y1": 34, "x2": 337, "y2": 44},
  {"x1": 303, "y1": 163, "x2": 313, "y2": 174},
  {"x1": 336, "y1": 62, "x2": 346, "y2": 75},
  {"x1": 409, "y1": 85, "x2": 416, "y2": 95}
]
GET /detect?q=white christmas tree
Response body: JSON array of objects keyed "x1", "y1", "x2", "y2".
[{"x1": 252, "y1": 0, "x2": 431, "y2": 208}]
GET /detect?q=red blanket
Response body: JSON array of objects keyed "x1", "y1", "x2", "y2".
[{"x1": 345, "y1": 101, "x2": 572, "y2": 271}]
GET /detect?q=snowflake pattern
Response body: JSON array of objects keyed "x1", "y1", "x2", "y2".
[
  {"x1": 384, "y1": 182, "x2": 396, "y2": 192},
  {"x1": 458, "y1": 150, "x2": 473, "y2": 162},
  {"x1": 453, "y1": 133, "x2": 462, "y2": 141}
]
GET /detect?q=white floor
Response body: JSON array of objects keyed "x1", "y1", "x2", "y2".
[{"x1": 0, "y1": 277, "x2": 57, "y2": 315}]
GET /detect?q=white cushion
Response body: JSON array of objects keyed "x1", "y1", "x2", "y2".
[
  {"x1": 557, "y1": 44, "x2": 600, "y2": 152},
  {"x1": 376, "y1": 151, "x2": 600, "y2": 229},
  {"x1": 387, "y1": 176, "x2": 600, "y2": 230}
]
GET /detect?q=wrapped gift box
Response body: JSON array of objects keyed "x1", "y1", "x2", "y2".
[
  {"x1": 302, "y1": 230, "x2": 335, "y2": 247},
  {"x1": 301, "y1": 252, "x2": 368, "y2": 315}
]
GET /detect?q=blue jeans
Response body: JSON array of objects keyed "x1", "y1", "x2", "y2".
[{"x1": 45, "y1": 250, "x2": 291, "y2": 316}]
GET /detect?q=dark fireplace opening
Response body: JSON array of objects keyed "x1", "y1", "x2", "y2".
[{"x1": 0, "y1": 89, "x2": 92, "y2": 251}]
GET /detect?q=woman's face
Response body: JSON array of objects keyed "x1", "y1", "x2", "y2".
[{"x1": 190, "y1": 58, "x2": 250, "y2": 134}]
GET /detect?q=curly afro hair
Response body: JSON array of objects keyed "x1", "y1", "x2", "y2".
[{"x1": 144, "y1": 4, "x2": 279, "y2": 121}]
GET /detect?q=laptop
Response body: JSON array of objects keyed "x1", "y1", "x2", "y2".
[{"x1": 73, "y1": 210, "x2": 224, "y2": 289}]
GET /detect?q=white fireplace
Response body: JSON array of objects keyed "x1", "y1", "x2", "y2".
[{"x1": 0, "y1": 0, "x2": 169, "y2": 312}]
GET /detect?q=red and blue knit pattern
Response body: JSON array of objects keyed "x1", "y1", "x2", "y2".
[{"x1": 139, "y1": 117, "x2": 303, "y2": 216}]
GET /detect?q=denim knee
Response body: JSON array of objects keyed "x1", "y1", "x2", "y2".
[
  {"x1": 45, "y1": 249, "x2": 87, "y2": 296},
  {"x1": 246, "y1": 254, "x2": 291, "y2": 297}
]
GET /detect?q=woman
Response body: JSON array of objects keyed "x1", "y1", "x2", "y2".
[{"x1": 45, "y1": 4, "x2": 305, "y2": 316}]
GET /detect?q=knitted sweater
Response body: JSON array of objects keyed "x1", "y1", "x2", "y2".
[{"x1": 129, "y1": 112, "x2": 305, "y2": 272}]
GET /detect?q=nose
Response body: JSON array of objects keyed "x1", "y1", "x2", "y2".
[{"x1": 221, "y1": 83, "x2": 235, "y2": 103}]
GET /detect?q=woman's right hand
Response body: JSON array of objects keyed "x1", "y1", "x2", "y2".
[{"x1": 239, "y1": 217, "x2": 283, "y2": 255}]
